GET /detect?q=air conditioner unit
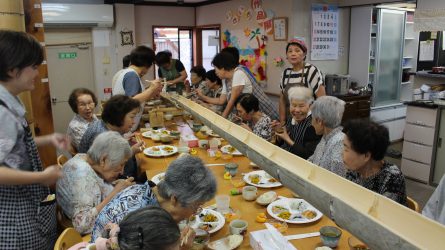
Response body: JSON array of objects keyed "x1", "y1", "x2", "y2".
[{"x1": 42, "y1": 3, "x2": 114, "y2": 28}]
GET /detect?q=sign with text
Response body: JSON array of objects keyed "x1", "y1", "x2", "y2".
[
  {"x1": 58, "y1": 52, "x2": 77, "y2": 59},
  {"x1": 311, "y1": 4, "x2": 339, "y2": 60}
]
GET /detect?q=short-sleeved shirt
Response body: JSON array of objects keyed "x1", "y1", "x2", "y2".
[
  {"x1": 56, "y1": 154, "x2": 114, "y2": 234},
  {"x1": 67, "y1": 114, "x2": 98, "y2": 150},
  {"x1": 158, "y1": 59, "x2": 185, "y2": 78},
  {"x1": 91, "y1": 182, "x2": 158, "y2": 241},
  {"x1": 280, "y1": 63, "x2": 324, "y2": 97},
  {"x1": 221, "y1": 69, "x2": 253, "y2": 95},
  {"x1": 346, "y1": 162, "x2": 407, "y2": 205},
  {"x1": 77, "y1": 120, "x2": 109, "y2": 153}
]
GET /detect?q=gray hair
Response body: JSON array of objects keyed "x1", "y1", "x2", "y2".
[
  {"x1": 157, "y1": 156, "x2": 217, "y2": 207},
  {"x1": 311, "y1": 96, "x2": 345, "y2": 129},
  {"x1": 117, "y1": 206, "x2": 180, "y2": 250},
  {"x1": 288, "y1": 87, "x2": 314, "y2": 104},
  {"x1": 87, "y1": 131, "x2": 132, "y2": 168}
]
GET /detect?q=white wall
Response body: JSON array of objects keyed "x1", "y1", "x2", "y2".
[
  {"x1": 416, "y1": 0, "x2": 445, "y2": 9},
  {"x1": 196, "y1": 0, "x2": 349, "y2": 94}
]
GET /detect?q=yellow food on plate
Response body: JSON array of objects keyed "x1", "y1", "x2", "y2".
[
  {"x1": 272, "y1": 205, "x2": 288, "y2": 214},
  {"x1": 163, "y1": 146, "x2": 174, "y2": 153},
  {"x1": 302, "y1": 210, "x2": 317, "y2": 219},
  {"x1": 202, "y1": 213, "x2": 218, "y2": 222},
  {"x1": 278, "y1": 211, "x2": 291, "y2": 220},
  {"x1": 196, "y1": 131, "x2": 209, "y2": 139},
  {"x1": 268, "y1": 178, "x2": 277, "y2": 183},
  {"x1": 249, "y1": 174, "x2": 260, "y2": 184},
  {"x1": 161, "y1": 130, "x2": 169, "y2": 134},
  {"x1": 190, "y1": 148, "x2": 198, "y2": 155},
  {"x1": 227, "y1": 146, "x2": 236, "y2": 153}
]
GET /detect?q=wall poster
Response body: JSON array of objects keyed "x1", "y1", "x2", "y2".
[{"x1": 311, "y1": 4, "x2": 338, "y2": 60}]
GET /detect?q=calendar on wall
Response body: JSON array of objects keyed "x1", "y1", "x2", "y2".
[{"x1": 311, "y1": 4, "x2": 339, "y2": 60}]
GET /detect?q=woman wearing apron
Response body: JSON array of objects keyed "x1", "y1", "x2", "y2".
[
  {"x1": 112, "y1": 46, "x2": 162, "y2": 132},
  {"x1": 279, "y1": 39, "x2": 326, "y2": 124},
  {"x1": 155, "y1": 51, "x2": 188, "y2": 95},
  {"x1": 0, "y1": 30, "x2": 70, "y2": 249}
]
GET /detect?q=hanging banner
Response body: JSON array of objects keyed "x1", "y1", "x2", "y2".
[{"x1": 311, "y1": 4, "x2": 338, "y2": 60}]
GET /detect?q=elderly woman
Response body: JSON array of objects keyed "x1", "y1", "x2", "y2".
[
  {"x1": 69, "y1": 206, "x2": 181, "y2": 250},
  {"x1": 272, "y1": 87, "x2": 321, "y2": 159},
  {"x1": 91, "y1": 156, "x2": 217, "y2": 245},
  {"x1": 187, "y1": 65, "x2": 208, "y2": 94},
  {"x1": 78, "y1": 95, "x2": 142, "y2": 178},
  {"x1": 67, "y1": 88, "x2": 98, "y2": 152},
  {"x1": 343, "y1": 119, "x2": 407, "y2": 205},
  {"x1": 196, "y1": 69, "x2": 224, "y2": 113},
  {"x1": 308, "y1": 96, "x2": 346, "y2": 177},
  {"x1": 235, "y1": 93, "x2": 272, "y2": 141},
  {"x1": 279, "y1": 38, "x2": 325, "y2": 123},
  {"x1": 57, "y1": 131, "x2": 134, "y2": 235}
]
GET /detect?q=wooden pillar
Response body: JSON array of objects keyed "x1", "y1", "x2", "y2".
[{"x1": 23, "y1": 0, "x2": 56, "y2": 166}]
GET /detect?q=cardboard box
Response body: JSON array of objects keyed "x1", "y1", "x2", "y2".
[{"x1": 250, "y1": 229, "x2": 297, "y2": 250}]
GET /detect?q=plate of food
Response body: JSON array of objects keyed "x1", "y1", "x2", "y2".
[
  {"x1": 267, "y1": 198, "x2": 323, "y2": 224},
  {"x1": 143, "y1": 145, "x2": 178, "y2": 157},
  {"x1": 141, "y1": 129, "x2": 170, "y2": 139},
  {"x1": 151, "y1": 172, "x2": 165, "y2": 185},
  {"x1": 243, "y1": 170, "x2": 282, "y2": 188},
  {"x1": 189, "y1": 208, "x2": 225, "y2": 234},
  {"x1": 207, "y1": 234, "x2": 243, "y2": 250},
  {"x1": 220, "y1": 145, "x2": 242, "y2": 156}
]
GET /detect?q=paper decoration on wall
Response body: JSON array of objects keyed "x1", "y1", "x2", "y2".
[
  {"x1": 223, "y1": 29, "x2": 267, "y2": 82},
  {"x1": 238, "y1": 5, "x2": 246, "y2": 16},
  {"x1": 232, "y1": 15, "x2": 240, "y2": 25},
  {"x1": 246, "y1": 9, "x2": 253, "y2": 20},
  {"x1": 256, "y1": 8, "x2": 267, "y2": 24},
  {"x1": 311, "y1": 4, "x2": 339, "y2": 60},
  {"x1": 251, "y1": 0, "x2": 262, "y2": 10},
  {"x1": 226, "y1": 10, "x2": 233, "y2": 22}
]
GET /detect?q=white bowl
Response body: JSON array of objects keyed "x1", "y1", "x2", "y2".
[{"x1": 164, "y1": 114, "x2": 173, "y2": 121}]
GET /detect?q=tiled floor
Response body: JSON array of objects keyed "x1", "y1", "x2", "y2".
[{"x1": 385, "y1": 141, "x2": 436, "y2": 210}]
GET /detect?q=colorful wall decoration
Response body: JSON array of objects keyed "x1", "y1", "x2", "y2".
[{"x1": 223, "y1": 0, "x2": 274, "y2": 83}]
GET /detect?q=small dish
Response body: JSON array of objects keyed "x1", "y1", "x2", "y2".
[
  {"x1": 256, "y1": 191, "x2": 277, "y2": 206},
  {"x1": 207, "y1": 234, "x2": 243, "y2": 250},
  {"x1": 190, "y1": 229, "x2": 210, "y2": 250},
  {"x1": 160, "y1": 134, "x2": 173, "y2": 143},
  {"x1": 164, "y1": 113, "x2": 173, "y2": 121}
]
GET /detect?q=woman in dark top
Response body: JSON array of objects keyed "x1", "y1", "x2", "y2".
[
  {"x1": 272, "y1": 87, "x2": 321, "y2": 159},
  {"x1": 343, "y1": 119, "x2": 407, "y2": 205},
  {"x1": 156, "y1": 50, "x2": 188, "y2": 94}
]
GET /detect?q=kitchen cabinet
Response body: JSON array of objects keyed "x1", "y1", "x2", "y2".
[{"x1": 402, "y1": 105, "x2": 438, "y2": 183}]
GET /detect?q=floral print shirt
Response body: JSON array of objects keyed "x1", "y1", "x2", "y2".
[
  {"x1": 308, "y1": 127, "x2": 346, "y2": 177},
  {"x1": 91, "y1": 182, "x2": 158, "y2": 241},
  {"x1": 56, "y1": 154, "x2": 114, "y2": 234},
  {"x1": 248, "y1": 113, "x2": 272, "y2": 141},
  {"x1": 67, "y1": 114, "x2": 98, "y2": 150},
  {"x1": 346, "y1": 162, "x2": 407, "y2": 205}
]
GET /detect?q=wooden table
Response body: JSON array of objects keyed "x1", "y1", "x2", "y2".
[{"x1": 136, "y1": 119, "x2": 352, "y2": 249}]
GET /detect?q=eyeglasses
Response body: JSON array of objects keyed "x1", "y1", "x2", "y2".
[{"x1": 78, "y1": 102, "x2": 95, "y2": 108}]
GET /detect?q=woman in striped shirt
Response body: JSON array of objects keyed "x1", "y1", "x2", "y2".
[
  {"x1": 279, "y1": 39, "x2": 326, "y2": 124},
  {"x1": 272, "y1": 87, "x2": 321, "y2": 159}
]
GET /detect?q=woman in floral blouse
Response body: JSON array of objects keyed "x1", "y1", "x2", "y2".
[
  {"x1": 343, "y1": 119, "x2": 407, "y2": 205},
  {"x1": 67, "y1": 88, "x2": 98, "y2": 152},
  {"x1": 234, "y1": 93, "x2": 272, "y2": 141},
  {"x1": 308, "y1": 96, "x2": 346, "y2": 177},
  {"x1": 57, "y1": 131, "x2": 134, "y2": 235}
]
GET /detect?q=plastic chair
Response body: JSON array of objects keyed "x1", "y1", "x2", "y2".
[
  {"x1": 407, "y1": 196, "x2": 420, "y2": 213},
  {"x1": 57, "y1": 155, "x2": 68, "y2": 167},
  {"x1": 54, "y1": 227, "x2": 83, "y2": 250}
]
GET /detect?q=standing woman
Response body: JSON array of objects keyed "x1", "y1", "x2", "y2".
[
  {"x1": 279, "y1": 39, "x2": 326, "y2": 124},
  {"x1": 156, "y1": 50, "x2": 188, "y2": 95},
  {"x1": 0, "y1": 30, "x2": 70, "y2": 249}
]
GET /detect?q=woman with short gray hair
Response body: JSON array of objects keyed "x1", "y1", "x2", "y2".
[
  {"x1": 90, "y1": 155, "x2": 217, "y2": 248},
  {"x1": 272, "y1": 87, "x2": 321, "y2": 159},
  {"x1": 57, "y1": 131, "x2": 135, "y2": 235},
  {"x1": 308, "y1": 96, "x2": 347, "y2": 176}
]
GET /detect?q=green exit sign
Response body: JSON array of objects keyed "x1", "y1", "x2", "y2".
[{"x1": 58, "y1": 52, "x2": 77, "y2": 59}]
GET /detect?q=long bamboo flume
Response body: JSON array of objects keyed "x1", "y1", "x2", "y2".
[{"x1": 165, "y1": 93, "x2": 445, "y2": 250}]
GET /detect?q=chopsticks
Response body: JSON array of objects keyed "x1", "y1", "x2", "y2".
[
  {"x1": 180, "y1": 227, "x2": 193, "y2": 247},
  {"x1": 135, "y1": 135, "x2": 146, "y2": 151}
]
